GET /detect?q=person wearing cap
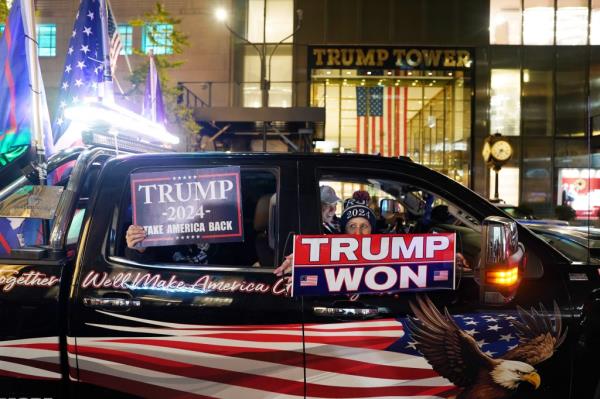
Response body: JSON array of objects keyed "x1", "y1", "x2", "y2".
[
  {"x1": 320, "y1": 185, "x2": 341, "y2": 234},
  {"x1": 274, "y1": 190, "x2": 376, "y2": 276},
  {"x1": 339, "y1": 190, "x2": 376, "y2": 235}
]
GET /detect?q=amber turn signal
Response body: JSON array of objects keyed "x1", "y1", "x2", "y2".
[{"x1": 486, "y1": 267, "x2": 519, "y2": 286}]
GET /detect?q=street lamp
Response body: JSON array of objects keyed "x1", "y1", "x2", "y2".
[{"x1": 215, "y1": 3, "x2": 303, "y2": 151}]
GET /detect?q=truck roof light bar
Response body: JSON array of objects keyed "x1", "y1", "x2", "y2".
[{"x1": 63, "y1": 100, "x2": 180, "y2": 145}]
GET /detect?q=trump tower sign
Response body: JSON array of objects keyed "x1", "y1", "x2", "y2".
[
  {"x1": 130, "y1": 167, "x2": 243, "y2": 247},
  {"x1": 292, "y1": 233, "x2": 456, "y2": 296}
]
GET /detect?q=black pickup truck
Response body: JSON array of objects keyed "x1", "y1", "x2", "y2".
[{"x1": 0, "y1": 144, "x2": 598, "y2": 399}]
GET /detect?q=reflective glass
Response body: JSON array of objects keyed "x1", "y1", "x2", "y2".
[
  {"x1": 247, "y1": 0, "x2": 294, "y2": 43},
  {"x1": 490, "y1": 69, "x2": 521, "y2": 136},
  {"x1": 592, "y1": 0, "x2": 600, "y2": 44},
  {"x1": 490, "y1": 0, "x2": 522, "y2": 44},
  {"x1": 524, "y1": 1, "x2": 555, "y2": 45},
  {"x1": 556, "y1": 0, "x2": 588, "y2": 45}
]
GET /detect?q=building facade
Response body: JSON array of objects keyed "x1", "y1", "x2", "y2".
[{"x1": 34, "y1": 0, "x2": 600, "y2": 223}]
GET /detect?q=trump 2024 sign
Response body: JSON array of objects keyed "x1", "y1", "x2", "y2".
[
  {"x1": 130, "y1": 167, "x2": 243, "y2": 247},
  {"x1": 292, "y1": 233, "x2": 456, "y2": 296}
]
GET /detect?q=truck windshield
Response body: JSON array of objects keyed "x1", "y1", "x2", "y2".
[{"x1": 0, "y1": 185, "x2": 65, "y2": 256}]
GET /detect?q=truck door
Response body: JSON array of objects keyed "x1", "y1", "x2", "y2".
[
  {"x1": 297, "y1": 159, "x2": 573, "y2": 399},
  {"x1": 69, "y1": 155, "x2": 304, "y2": 398},
  {"x1": 0, "y1": 148, "x2": 112, "y2": 397}
]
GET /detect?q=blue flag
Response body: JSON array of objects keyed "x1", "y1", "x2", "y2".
[
  {"x1": 0, "y1": 0, "x2": 53, "y2": 165},
  {"x1": 52, "y1": 0, "x2": 106, "y2": 150},
  {"x1": 142, "y1": 54, "x2": 167, "y2": 126}
]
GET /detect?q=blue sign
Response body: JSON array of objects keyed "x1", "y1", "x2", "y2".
[{"x1": 130, "y1": 167, "x2": 243, "y2": 247}]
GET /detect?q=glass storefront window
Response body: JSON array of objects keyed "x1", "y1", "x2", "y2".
[
  {"x1": 490, "y1": 0, "x2": 522, "y2": 44},
  {"x1": 592, "y1": 0, "x2": 600, "y2": 44},
  {"x1": 556, "y1": 0, "x2": 588, "y2": 45},
  {"x1": 490, "y1": 69, "x2": 521, "y2": 136},
  {"x1": 247, "y1": 0, "x2": 294, "y2": 43},
  {"x1": 524, "y1": 0, "x2": 555, "y2": 45},
  {"x1": 310, "y1": 69, "x2": 471, "y2": 186}
]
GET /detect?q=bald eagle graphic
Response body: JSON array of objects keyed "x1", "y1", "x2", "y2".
[{"x1": 406, "y1": 295, "x2": 567, "y2": 399}]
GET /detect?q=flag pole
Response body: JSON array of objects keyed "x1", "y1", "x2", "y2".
[
  {"x1": 148, "y1": 50, "x2": 157, "y2": 123},
  {"x1": 22, "y1": 0, "x2": 47, "y2": 182},
  {"x1": 99, "y1": 0, "x2": 114, "y2": 104},
  {"x1": 106, "y1": 0, "x2": 133, "y2": 75}
]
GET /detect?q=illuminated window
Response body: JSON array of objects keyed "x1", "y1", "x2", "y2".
[
  {"x1": 490, "y1": 0, "x2": 522, "y2": 44},
  {"x1": 556, "y1": 0, "x2": 588, "y2": 45},
  {"x1": 247, "y1": 0, "x2": 294, "y2": 43},
  {"x1": 592, "y1": 0, "x2": 600, "y2": 44},
  {"x1": 37, "y1": 24, "x2": 56, "y2": 57},
  {"x1": 523, "y1": 0, "x2": 554, "y2": 45},
  {"x1": 142, "y1": 23, "x2": 173, "y2": 55},
  {"x1": 118, "y1": 24, "x2": 133, "y2": 55},
  {"x1": 490, "y1": 69, "x2": 521, "y2": 136},
  {"x1": 243, "y1": 0, "x2": 294, "y2": 107},
  {"x1": 490, "y1": 167, "x2": 520, "y2": 205}
]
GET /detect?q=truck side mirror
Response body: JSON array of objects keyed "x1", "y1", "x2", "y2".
[
  {"x1": 380, "y1": 199, "x2": 400, "y2": 220},
  {"x1": 479, "y1": 216, "x2": 525, "y2": 305}
]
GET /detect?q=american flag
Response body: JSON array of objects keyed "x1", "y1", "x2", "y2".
[
  {"x1": 356, "y1": 85, "x2": 408, "y2": 156},
  {"x1": 106, "y1": 2, "x2": 122, "y2": 74},
  {"x1": 52, "y1": 0, "x2": 106, "y2": 150},
  {"x1": 300, "y1": 274, "x2": 318, "y2": 287},
  {"x1": 2, "y1": 311, "x2": 527, "y2": 398},
  {"x1": 433, "y1": 269, "x2": 449, "y2": 281}
]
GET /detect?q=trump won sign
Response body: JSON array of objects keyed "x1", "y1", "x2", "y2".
[
  {"x1": 292, "y1": 233, "x2": 456, "y2": 296},
  {"x1": 131, "y1": 167, "x2": 243, "y2": 247}
]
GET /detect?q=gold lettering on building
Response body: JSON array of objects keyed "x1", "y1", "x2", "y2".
[
  {"x1": 313, "y1": 48, "x2": 326, "y2": 66},
  {"x1": 392, "y1": 49, "x2": 407, "y2": 67},
  {"x1": 443, "y1": 50, "x2": 456, "y2": 67},
  {"x1": 422, "y1": 49, "x2": 443, "y2": 67},
  {"x1": 311, "y1": 47, "x2": 472, "y2": 69},
  {"x1": 341, "y1": 49, "x2": 354, "y2": 66},
  {"x1": 356, "y1": 49, "x2": 376, "y2": 66},
  {"x1": 406, "y1": 49, "x2": 423, "y2": 67},
  {"x1": 326, "y1": 49, "x2": 341, "y2": 66},
  {"x1": 456, "y1": 50, "x2": 471, "y2": 68},
  {"x1": 376, "y1": 49, "x2": 389, "y2": 66}
]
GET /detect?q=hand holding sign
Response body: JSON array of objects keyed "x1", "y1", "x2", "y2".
[{"x1": 126, "y1": 225, "x2": 147, "y2": 252}]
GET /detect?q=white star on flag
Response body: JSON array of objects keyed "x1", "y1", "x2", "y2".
[
  {"x1": 83, "y1": 26, "x2": 92, "y2": 36},
  {"x1": 65, "y1": 65, "x2": 72, "y2": 73},
  {"x1": 61, "y1": 82, "x2": 69, "y2": 90},
  {"x1": 87, "y1": 11, "x2": 94, "y2": 19},
  {"x1": 74, "y1": 79, "x2": 83, "y2": 87},
  {"x1": 80, "y1": 44, "x2": 90, "y2": 54},
  {"x1": 499, "y1": 333, "x2": 514, "y2": 342},
  {"x1": 68, "y1": 47, "x2": 74, "y2": 55},
  {"x1": 77, "y1": 60, "x2": 86, "y2": 69},
  {"x1": 487, "y1": 324, "x2": 501, "y2": 332}
]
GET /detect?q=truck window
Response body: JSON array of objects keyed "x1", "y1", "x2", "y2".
[
  {"x1": 319, "y1": 173, "x2": 481, "y2": 273},
  {"x1": 114, "y1": 168, "x2": 278, "y2": 268}
]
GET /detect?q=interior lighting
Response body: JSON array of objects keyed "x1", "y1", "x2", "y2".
[{"x1": 215, "y1": 8, "x2": 228, "y2": 22}]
